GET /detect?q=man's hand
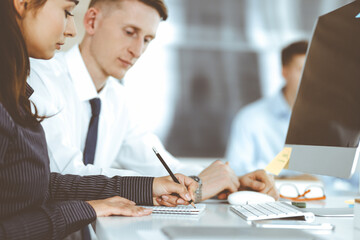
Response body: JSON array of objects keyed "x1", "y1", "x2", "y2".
[
  {"x1": 199, "y1": 160, "x2": 240, "y2": 201},
  {"x1": 87, "y1": 196, "x2": 153, "y2": 217},
  {"x1": 153, "y1": 174, "x2": 198, "y2": 207},
  {"x1": 238, "y1": 169, "x2": 279, "y2": 200}
]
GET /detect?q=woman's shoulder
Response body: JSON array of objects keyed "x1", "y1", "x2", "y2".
[{"x1": 0, "y1": 102, "x2": 16, "y2": 137}]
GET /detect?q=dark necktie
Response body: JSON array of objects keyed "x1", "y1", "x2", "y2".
[
  {"x1": 83, "y1": 98, "x2": 101, "y2": 165},
  {"x1": 81, "y1": 98, "x2": 101, "y2": 240}
]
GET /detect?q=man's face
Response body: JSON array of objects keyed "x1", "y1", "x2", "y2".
[
  {"x1": 282, "y1": 54, "x2": 306, "y2": 93},
  {"x1": 89, "y1": 0, "x2": 161, "y2": 79}
]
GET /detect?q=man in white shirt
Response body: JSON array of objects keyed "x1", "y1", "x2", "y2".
[{"x1": 29, "y1": 0, "x2": 278, "y2": 203}]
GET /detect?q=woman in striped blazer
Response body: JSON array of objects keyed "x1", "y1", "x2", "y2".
[{"x1": 0, "y1": 0, "x2": 197, "y2": 239}]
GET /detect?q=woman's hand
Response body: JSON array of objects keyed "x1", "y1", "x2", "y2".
[
  {"x1": 87, "y1": 196, "x2": 152, "y2": 217},
  {"x1": 153, "y1": 174, "x2": 198, "y2": 207}
]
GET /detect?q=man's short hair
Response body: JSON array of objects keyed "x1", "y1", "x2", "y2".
[
  {"x1": 89, "y1": 0, "x2": 168, "y2": 20},
  {"x1": 281, "y1": 40, "x2": 308, "y2": 66}
]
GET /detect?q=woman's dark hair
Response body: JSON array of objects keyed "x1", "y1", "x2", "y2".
[{"x1": 0, "y1": 0, "x2": 47, "y2": 127}]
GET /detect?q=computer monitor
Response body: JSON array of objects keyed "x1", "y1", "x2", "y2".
[{"x1": 285, "y1": 0, "x2": 360, "y2": 179}]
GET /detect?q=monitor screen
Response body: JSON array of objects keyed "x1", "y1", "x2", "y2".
[{"x1": 285, "y1": 0, "x2": 360, "y2": 178}]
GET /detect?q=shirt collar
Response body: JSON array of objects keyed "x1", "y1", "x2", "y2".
[
  {"x1": 26, "y1": 84, "x2": 34, "y2": 98},
  {"x1": 271, "y1": 90, "x2": 291, "y2": 118},
  {"x1": 64, "y1": 45, "x2": 99, "y2": 101}
]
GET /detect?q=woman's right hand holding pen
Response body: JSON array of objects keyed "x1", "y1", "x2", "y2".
[
  {"x1": 87, "y1": 174, "x2": 197, "y2": 217},
  {"x1": 153, "y1": 174, "x2": 198, "y2": 207}
]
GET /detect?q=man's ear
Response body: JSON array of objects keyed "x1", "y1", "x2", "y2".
[
  {"x1": 84, "y1": 7, "x2": 101, "y2": 35},
  {"x1": 13, "y1": 0, "x2": 27, "y2": 17},
  {"x1": 281, "y1": 67, "x2": 288, "y2": 80}
]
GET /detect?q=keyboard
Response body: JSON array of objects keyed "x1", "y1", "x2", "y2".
[{"x1": 230, "y1": 201, "x2": 315, "y2": 222}]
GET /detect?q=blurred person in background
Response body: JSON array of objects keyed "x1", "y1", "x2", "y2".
[
  {"x1": 226, "y1": 41, "x2": 308, "y2": 177},
  {"x1": 226, "y1": 40, "x2": 359, "y2": 193}
]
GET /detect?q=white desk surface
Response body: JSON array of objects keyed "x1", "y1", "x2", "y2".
[{"x1": 95, "y1": 196, "x2": 360, "y2": 240}]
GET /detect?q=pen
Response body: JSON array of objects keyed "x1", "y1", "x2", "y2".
[{"x1": 152, "y1": 147, "x2": 196, "y2": 208}]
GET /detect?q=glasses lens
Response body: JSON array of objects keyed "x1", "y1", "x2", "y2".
[
  {"x1": 305, "y1": 186, "x2": 324, "y2": 198},
  {"x1": 279, "y1": 184, "x2": 299, "y2": 198}
]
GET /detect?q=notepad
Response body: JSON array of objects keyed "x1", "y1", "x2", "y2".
[
  {"x1": 265, "y1": 147, "x2": 292, "y2": 175},
  {"x1": 142, "y1": 204, "x2": 206, "y2": 215}
]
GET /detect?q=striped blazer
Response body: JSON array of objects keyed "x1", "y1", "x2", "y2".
[{"x1": 0, "y1": 85, "x2": 153, "y2": 240}]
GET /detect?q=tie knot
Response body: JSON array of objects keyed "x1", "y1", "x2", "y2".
[{"x1": 90, "y1": 98, "x2": 101, "y2": 117}]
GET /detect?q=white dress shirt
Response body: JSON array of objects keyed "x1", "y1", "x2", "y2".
[{"x1": 28, "y1": 45, "x2": 203, "y2": 177}]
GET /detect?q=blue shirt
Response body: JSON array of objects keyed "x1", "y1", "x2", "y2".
[
  {"x1": 226, "y1": 91, "x2": 358, "y2": 191},
  {"x1": 226, "y1": 91, "x2": 291, "y2": 176}
]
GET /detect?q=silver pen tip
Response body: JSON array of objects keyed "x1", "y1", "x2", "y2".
[{"x1": 152, "y1": 147, "x2": 158, "y2": 154}]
